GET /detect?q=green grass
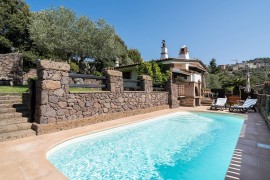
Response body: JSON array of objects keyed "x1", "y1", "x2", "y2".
[
  {"x1": 0, "y1": 86, "x2": 98, "y2": 94},
  {"x1": 69, "y1": 87, "x2": 97, "y2": 93},
  {"x1": 0, "y1": 86, "x2": 28, "y2": 94}
]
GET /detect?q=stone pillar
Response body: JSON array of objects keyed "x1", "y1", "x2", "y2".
[
  {"x1": 104, "y1": 70, "x2": 123, "y2": 93},
  {"x1": 263, "y1": 80, "x2": 270, "y2": 94},
  {"x1": 166, "y1": 75, "x2": 179, "y2": 108},
  {"x1": 201, "y1": 72, "x2": 206, "y2": 89},
  {"x1": 139, "y1": 75, "x2": 153, "y2": 92},
  {"x1": 35, "y1": 60, "x2": 70, "y2": 124}
]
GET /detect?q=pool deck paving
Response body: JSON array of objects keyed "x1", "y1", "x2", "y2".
[{"x1": 0, "y1": 106, "x2": 269, "y2": 179}]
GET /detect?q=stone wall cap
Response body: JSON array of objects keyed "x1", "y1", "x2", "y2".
[
  {"x1": 139, "y1": 75, "x2": 152, "y2": 81},
  {"x1": 104, "y1": 70, "x2": 122, "y2": 77},
  {"x1": 38, "y1": 60, "x2": 70, "y2": 71}
]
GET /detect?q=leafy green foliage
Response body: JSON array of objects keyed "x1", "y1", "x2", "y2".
[
  {"x1": 0, "y1": 0, "x2": 31, "y2": 53},
  {"x1": 92, "y1": 71, "x2": 103, "y2": 76},
  {"x1": 206, "y1": 58, "x2": 222, "y2": 89},
  {"x1": 205, "y1": 56, "x2": 270, "y2": 93},
  {"x1": 222, "y1": 76, "x2": 245, "y2": 89},
  {"x1": 208, "y1": 58, "x2": 220, "y2": 74},
  {"x1": 22, "y1": 51, "x2": 38, "y2": 72},
  {"x1": 29, "y1": 7, "x2": 128, "y2": 72},
  {"x1": 233, "y1": 67, "x2": 269, "y2": 86},
  {"x1": 137, "y1": 61, "x2": 170, "y2": 83},
  {"x1": 70, "y1": 62, "x2": 79, "y2": 73},
  {"x1": 205, "y1": 74, "x2": 222, "y2": 89},
  {"x1": 128, "y1": 49, "x2": 144, "y2": 64}
]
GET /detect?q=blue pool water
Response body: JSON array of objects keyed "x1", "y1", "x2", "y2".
[{"x1": 47, "y1": 112, "x2": 244, "y2": 180}]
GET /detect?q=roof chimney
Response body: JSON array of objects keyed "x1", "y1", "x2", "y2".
[
  {"x1": 179, "y1": 45, "x2": 190, "y2": 59},
  {"x1": 160, "y1": 40, "x2": 168, "y2": 59},
  {"x1": 115, "y1": 58, "x2": 119, "y2": 67}
]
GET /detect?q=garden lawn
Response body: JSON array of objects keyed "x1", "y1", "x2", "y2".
[
  {"x1": 69, "y1": 87, "x2": 97, "y2": 93},
  {"x1": 0, "y1": 86, "x2": 98, "y2": 94},
  {"x1": 0, "y1": 86, "x2": 28, "y2": 94}
]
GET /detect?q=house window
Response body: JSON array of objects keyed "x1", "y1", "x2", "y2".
[
  {"x1": 178, "y1": 85, "x2": 185, "y2": 96},
  {"x1": 123, "y1": 71, "x2": 131, "y2": 79}
]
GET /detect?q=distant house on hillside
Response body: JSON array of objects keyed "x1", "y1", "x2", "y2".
[
  {"x1": 231, "y1": 59, "x2": 270, "y2": 71},
  {"x1": 115, "y1": 41, "x2": 208, "y2": 106},
  {"x1": 219, "y1": 64, "x2": 226, "y2": 70}
]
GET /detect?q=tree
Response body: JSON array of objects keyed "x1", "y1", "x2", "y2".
[
  {"x1": 222, "y1": 77, "x2": 245, "y2": 95},
  {"x1": 0, "y1": 0, "x2": 31, "y2": 53},
  {"x1": 30, "y1": 7, "x2": 81, "y2": 60},
  {"x1": 208, "y1": 58, "x2": 220, "y2": 74},
  {"x1": 128, "y1": 49, "x2": 144, "y2": 64},
  {"x1": 137, "y1": 61, "x2": 170, "y2": 83},
  {"x1": 205, "y1": 73, "x2": 222, "y2": 89},
  {"x1": 29, "y1": 7, "x2": 128, "y2": 71},
  {"x1": 114, "y1": 34, "x2": 129, "y2": 66},
  {"x1": 137, "y1": 62, "x2": 153, "y2": 77}
]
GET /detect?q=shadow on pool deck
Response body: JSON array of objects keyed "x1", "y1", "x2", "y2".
[{"x1": 224, "y1": 112, "x2": 270, "y2": 180}]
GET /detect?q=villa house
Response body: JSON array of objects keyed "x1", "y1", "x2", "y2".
[{"x1": 115, "y1": 41, "x2": 208, "y2": 106}]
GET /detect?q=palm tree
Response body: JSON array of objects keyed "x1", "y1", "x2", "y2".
[{"x1": 222, "y1": 77, "x2": 245, "y2": 95}]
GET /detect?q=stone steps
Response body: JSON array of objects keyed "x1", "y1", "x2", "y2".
[
  {"x1": 0, "y1": 111, "x2": 29, "y2": 120},
  {"x1": 0, "y1": 117, "x2": 29, "y2": 126},
  {"x1": 0, "y1": 93, "x2": 36, "y2": 142},
  {"x1": 0, "y1": 123, "x2": 32, "y2": 134},
  {"x1": 0, "y1": 99, "x2": 22, "y2": 104},
  {"x1": 0, "y1": 107, "x2": 28, "y2": 113},
  {"x1": 0, "y1": 96, "x2": 22, "y2": 100},
  {"x1": 0, "y1": 93, "x2": 21, "y2": 96},
  {"x1": 0, "y1": 129, "x2": 36, "y2": 142},
  {"x1": 0, "y1": 103, "x2": 26, "y2": 108}
]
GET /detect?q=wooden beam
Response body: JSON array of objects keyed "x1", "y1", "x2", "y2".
[
  {"x1": 69, "y1": 73, "x2": 106, "y2": 80},
  {"x1": 69, "y1": 84, "x2": 106, "y2": 88}
]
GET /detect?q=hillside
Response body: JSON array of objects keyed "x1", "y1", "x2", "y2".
[{"x1": 246, "y1": 57, "x2": 270, "y2": 63}]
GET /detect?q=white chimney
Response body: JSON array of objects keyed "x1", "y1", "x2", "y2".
[
  {"x1": 179, "y1": 45, "x2": 190, "y2": 59},
  {"x1": 115, "y1": 58, "x2": 119, "y2": 67},
  {"x1": 160, "y1": 40, "x2": 168, "y2": 59}
]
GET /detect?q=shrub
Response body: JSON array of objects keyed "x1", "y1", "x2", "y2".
[{"x1": 70, "y1": 62, "x2": 79, "y2": 73}]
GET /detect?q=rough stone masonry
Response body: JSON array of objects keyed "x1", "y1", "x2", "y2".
[
  {"x1": 0, "y1": 53, "x2": 23, "y2": 85},
  {"x1": 33, "y1": 60, "x2": 170, "y2": 134}
]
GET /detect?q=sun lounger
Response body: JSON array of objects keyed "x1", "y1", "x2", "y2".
[
  {"x1": 229, "y1": 99, "x2": 257, "y2": 113},
  {"x1": 210, "y1": 98, "x2": 227, "y2": 111}
]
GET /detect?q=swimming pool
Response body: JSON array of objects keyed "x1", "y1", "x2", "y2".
[{"x1": 47, "y1": 112, "x2": 244, "y2": 180}]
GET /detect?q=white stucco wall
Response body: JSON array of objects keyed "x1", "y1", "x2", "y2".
[{"x1": 188, "y1": 73, "x2": 202, "y2": 82}]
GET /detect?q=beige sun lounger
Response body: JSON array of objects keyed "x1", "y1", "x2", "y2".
[{"x1": 210, "y1": 98, "x2": 227, "y2": 111}]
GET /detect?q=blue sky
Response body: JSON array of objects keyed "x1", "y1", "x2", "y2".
[{"x1": 25, "y1": 0, "x2": 270, "y2": 65}]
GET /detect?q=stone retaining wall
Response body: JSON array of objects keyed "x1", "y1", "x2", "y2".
[
  {"x1": 0, "y1": 53, "x2": 23, "y2": 85},
  {"x1": 33, "y1": 60, "x2": 170, "y2": 134},
  {"x1": 257, "y1": 94, "x2": 270, "y2": 128},
  {"x1": 36, "y1": 91, "x2": 168, "y2": 124},
  {"x1": 23, "y1": 69, "x2": 37, "y2": 85},
  {"x1": 33, "y1": 104, "x2": 169, "y2": 135}
]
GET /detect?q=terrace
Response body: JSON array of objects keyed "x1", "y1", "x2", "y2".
[
  {"x1": 0, "y1": 106, "x2": 269, "y2": 179},
  {"x1": 0, "y1": 60, "x2": 270, "y2": 179}
]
